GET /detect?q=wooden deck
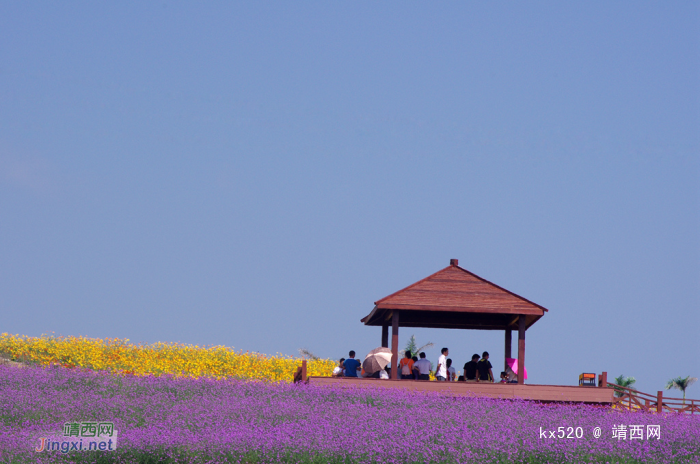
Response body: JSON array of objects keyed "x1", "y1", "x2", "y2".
[{"x1": 307, "y1": 376, "x2": 615, "y2": 404}]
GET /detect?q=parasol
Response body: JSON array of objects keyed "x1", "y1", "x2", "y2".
[
  {"x1": 505, "y1": 358, "x2": 527, "y2": 380},
  {"x1": 362, "y1": 347, "x2": 393, "y2": 375}
]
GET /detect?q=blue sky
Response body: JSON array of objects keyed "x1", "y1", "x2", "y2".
[{"x1": 1, "y1": 2, "x2": 698, "y2": 395}]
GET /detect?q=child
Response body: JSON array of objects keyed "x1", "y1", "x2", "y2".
[
  {"x1": 333, "y1": 358, "x2": 345, "y2": 377},
  {"x1": 446, "y1": 358, "x2": 456, "y2": 381},
  {"x1": 499, "y1": 371, "x2": 508, "y2": 383}
]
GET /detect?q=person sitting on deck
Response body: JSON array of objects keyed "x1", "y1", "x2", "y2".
[
  {"x1": 477, "y1": 351, "x2": 494, "y2": 383},
  {"x1": 399, "y1": 351, "x2": 415, "y2": 380},
  {"x1": 463, "y1": 354, "x2": 479, "y2": 382},
  {"x1": 413, "y1": 352, "x2": 431, "y2": 381},
  {"x1": 446, "y1": 359, "x2": 456, "y2": 381},
  {"x1": 343, "y1": 351, "x2": 361, "y2": 378},
  {"x1": 505, "y1": 366, "x2": 517, "y2": 383},
  {"x1": 499, "y1": 371, "x2": 508, "y2": 383},
  {"x1": 411, "y1": 356, "x2": 419, "y2": 380},
  {"x1": 333, "y1": 358, "x2": 345, "y2": 377}
]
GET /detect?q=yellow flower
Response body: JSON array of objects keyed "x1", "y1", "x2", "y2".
[{"x1": 0, "y1": 333, "x2": 335, "y2": 382}]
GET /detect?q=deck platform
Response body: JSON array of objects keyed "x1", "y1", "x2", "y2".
[{"x1": 307, "y1": 376, "x2": 615, "y2": 404}]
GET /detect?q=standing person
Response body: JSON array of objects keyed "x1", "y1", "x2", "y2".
[
  {"x1": 477, "y1": 351, "x2": 494, "y2": 383},
  {"x1": 343, "y1": 351, "x2": 362, "y2": 378},
  {"x1": 414, "y1": 352, "x2": 431, "y2": 381},
  {"x1": 435, "y1": 348, "x2": 449, "y2": 381},
  {"x1": 446, "y1": 359, "x2": 456, "y2": 381},
  {"x1": 399, "y1": 351, "x2": 415, "y2": 380},
  {"x1": 333, "y1": 358, "x2": 345, "y2": 377},
  {"x1": 463, "y1": 354, "x2": 479, "y2": 382}
]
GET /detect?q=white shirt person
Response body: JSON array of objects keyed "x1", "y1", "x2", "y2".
[{"x1": 435, "y1": 348, "x2": 449, "y2": 381}]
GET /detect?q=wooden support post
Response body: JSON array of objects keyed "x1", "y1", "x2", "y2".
[
  {"x1": 504, "y1": 329, "x2": 512, "y2": 372},
  {"x1": 381, "y1": 324, "x2": 389, "y2": 348},
  {"x1": 657, "y1": 391, "x2": 663, "y2": 413},
  {"x1": 302, "y1": 360, "x2": 307, "y2": 383},
  {"x1": 517, "y1": 316, "x2": 526, "y2": 384},
  {"x1": 391, "y1": 311, "x2": 399, "y2": 380},
  {"x1": 599, "y1": 371, "x2": 607, "y2": 388}
]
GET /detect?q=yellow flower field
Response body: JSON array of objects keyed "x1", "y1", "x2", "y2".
[{"x1": 0, "y1": 333, "x2": 336, "y2": 382}]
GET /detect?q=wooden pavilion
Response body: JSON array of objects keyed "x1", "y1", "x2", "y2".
[
  {"x1": 360, "y1": 259, "x2": 548, "y2": 383},
  {"x1": 301, "y1": 258, "x2": 615, "y2": 405}
]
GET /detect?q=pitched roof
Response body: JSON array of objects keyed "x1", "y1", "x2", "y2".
[{"x1": 361, "y1": 259, "x2": 548, "y2": 330}]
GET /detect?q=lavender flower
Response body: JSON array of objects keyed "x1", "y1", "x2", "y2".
[{"x1": 1, "y1": 365, "x2": 698, "y2": 463}]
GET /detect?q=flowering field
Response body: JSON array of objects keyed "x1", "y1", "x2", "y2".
[
  {"x1": 0, "y1": 333, "x2": 335, "y2": 381},
  {"x1": 1, "y1": 365, "x2": 699, "y2": 463}
]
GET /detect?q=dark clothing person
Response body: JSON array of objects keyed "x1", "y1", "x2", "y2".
[
  {"x1": 463, "y1": 360, "x2": 478, "y2": 380},
  {"x1": 477, "y1": 358, "x2": 493, "y2": 381},
  {"x1": 343, "y1": 358, "x2": 361, "y2": 377}
]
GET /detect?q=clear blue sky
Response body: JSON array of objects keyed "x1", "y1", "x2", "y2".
[{"x1": 1, "y1": 3, "x2": 698, "y2": 395}]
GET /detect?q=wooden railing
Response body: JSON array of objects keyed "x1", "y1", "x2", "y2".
[{"x1": 603, "y1": 377, "x2": 699, "y2": 415}]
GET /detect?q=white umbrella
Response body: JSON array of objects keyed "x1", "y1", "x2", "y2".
[{"x1": 362, "y1": 347, "x2": 393, "y2": 375}]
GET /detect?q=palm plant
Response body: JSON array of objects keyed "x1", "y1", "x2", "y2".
[
  {"x1": 665, "y1": 376, "x2": 697, "y2": 404},
  {"x1": 400, "y1": 335, "x2": 433, "y2": 358},
  {"x1": 613, "y1": 374, "x2": 636, "y2": 398}
]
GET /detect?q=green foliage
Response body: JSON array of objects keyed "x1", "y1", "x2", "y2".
[
  {"x1": 665, "y1": 375, "x2": 698, "y2": 402},
  {"x1": 403, "y1": 335, "x2": 418, "y2": 357},
  {"x1": 401, "y1": 335, "x2": 434, "y2": 358},
  {"x1": 613, "y1": 375, "x2": 636, "y2": 398}
]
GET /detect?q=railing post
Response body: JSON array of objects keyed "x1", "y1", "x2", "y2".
[
  {"x1": 629, "y1": 390, "x2": 632, "y2": 411},
  {"x1": 656, "y1": 391, "x2": 663, "y2": 413},
  {"x1": 599, "y1": 372, "x2": 607, "y2": 387},
  {"x1": 302, "y1": 360, "x2": 307, "y2": 382}
]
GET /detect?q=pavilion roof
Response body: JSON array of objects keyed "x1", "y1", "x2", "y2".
[{"x1": 361, "y1": 259, "x2": 548, "y2": 330}]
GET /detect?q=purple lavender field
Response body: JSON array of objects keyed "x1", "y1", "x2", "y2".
[{"x1": 1, "y1": 365, "x2": 698, "y2": 463}]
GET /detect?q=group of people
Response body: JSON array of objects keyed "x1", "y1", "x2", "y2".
[
  {"x1": 333, "y1": 348, "x2": 518, "y2": 383},
  {"x1": 460, "y1": 351, "x2": 517, "y2": 383}
]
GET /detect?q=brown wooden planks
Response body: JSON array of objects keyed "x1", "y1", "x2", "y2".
[{"x1": 307, "y1": 377, "x2": 614, "y2": 404}]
